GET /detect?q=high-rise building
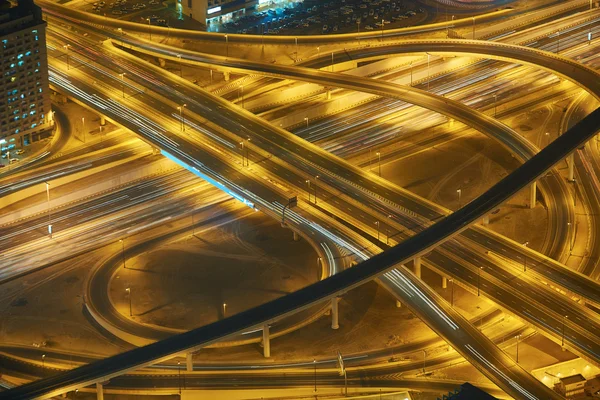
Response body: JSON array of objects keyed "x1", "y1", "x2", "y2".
[
  {"x1": 182, "y1": 0, "x2": 300, "y2": 28},
  {"x1": 0, "y1": 0, "x2": 51, "y2": 152}
]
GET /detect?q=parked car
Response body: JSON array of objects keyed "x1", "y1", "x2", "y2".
[
  {"x1": 364, "y1": 25, "x2": 374, "y2": 30},
  {"x1": 322, "y1": 24, "x2": 328, "y2": 32}
]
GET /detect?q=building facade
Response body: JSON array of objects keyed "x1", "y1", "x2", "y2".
[
  {"x1": 181, "y1": 0, "x2": 298, "y2": 27},
  {"x1": 0, "y1": 0, "x2": 51, "y2": 152}
]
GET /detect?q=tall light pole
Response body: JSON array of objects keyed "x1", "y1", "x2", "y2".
[
  {"x1": 457, "y1": 188, "x2": 462, "y2": 209},
  {"x1": 331, "y1": 52, "x2": 334, "y2": 72},
  {"x1": 306, "y1": 179, "x2": 311, "y2": 201},
  {"x1": 375, "y1": 220, "x2": 380, "y2": 241},
  {"x1": 42, "y1": 354, "x2": 45, "y2": 369},
  {"x1": 561, "y1": 315, "x2": 568, "y2": 349},
  {"x1": 422, "y1": 350, "x2": 426, "y2": 374},
  {"x1": 304, "y1": 116, "x2": 309, "y2": 128},
  {"x1": 313, "y1": 359, "x2": 317, "y2": 392},
  {"x1": 426, "y1": 52, "x2": 431, "y2": 90},
  {"x1": 117, "y1": 27, "x2": 124, "y2": 47},
  {"x1": 515, "y1": 334, "x2": 520, "y2": 363},
  {"x1": 177, "y1": 104, "x2": 187, "y2": 132},
  {"x1": 81, "y1": 117, "x2": 86, "y2": 143},
  {"x1": 472, "y1": 16, "x2": 475, "y2": 39},
  {"x1": 223, "y1": 303, "x2": 227, "y2": 318},
  {"x1": 239, "y1": 141, "x2": 245, "y2": 166},
  {"x1": 295, "y1": 36, "x2": 298, "y2": 62},
  {"x1": 494, "y1": 93, "x2": 498, "y2": 118},
  {"x1": 449, "y1": 278, "x2": 454, "y2": 307},
  {"x1": 125, "y1": 287, "x2": 132, "y2": 316},
  {"x1": 225, "y1": 34, "x2": 229, "y2": 58},
  {"x1": 477, "y1": 266, "x2": 483, "y2": 296},
  {"x1": 317, "y1": 46, "x2": 320, "y2": 57},
  {"x1": 356, "y1": 20, "x2": 360, "y2": 33},
  {"x1": 177, "y1": 361, "x2": 181, "y2": 394},
  {"x1": 381, "y1": 18, "x2": 384, "y2": 41},
  {"x1": 146, "y1": 17, "x2": 151, "y2": 40},
  {"x1": 523, "y1": 241, "x2": 529, "y2": 272},
  {"x1": 314, "y1": 175, "x2": 319, "y2": 205},
  {"x1": 376, "y1": 151, "x2": 381, "y2": 177},
  {"x1": 63, "y1": 44, "x2": 71, "y2": 70},
  {"x1": 45, "y1": 182, "x2": 51, "y2": 237},
  {"x1": 119, "y1": 72, "x2": 126, "y2": 98},
  {"x1": 119, "y1": 239, "x2": 126, "y2": 268},
  {"x1": 177, "y1": 54, "x2": 182, "y2": 77}
]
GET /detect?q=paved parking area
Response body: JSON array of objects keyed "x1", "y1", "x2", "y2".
[{"x1": 209, "y1": 0, "x2": 426, "y2": 35}]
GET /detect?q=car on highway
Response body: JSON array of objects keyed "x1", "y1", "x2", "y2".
[
  {"x1": 15, "y1": 149, "x2": 24, "y2": 155},
  {"x1": 364, "y1": 25, "x2": 373, "y2": 30}
]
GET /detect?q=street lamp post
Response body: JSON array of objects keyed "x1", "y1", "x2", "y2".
[
  {"x1": 223, "y1": 303, "x2": 227, "y2": 318},
  {"x1": 295, "y1": 36, "x2": 298, "y2": 62},
  {"x1": 357, "y1": 20, "x2": 360, "y2": 33},
  {"x1": 177, "y1": 361, "x2": 181, "y2": 394},
  {"x1": 63, "y1": 44, "x2": 71, "y2": 70},
  {"x1": 146, "y1": 18, "x2": 151, "y2": 40},
  {"x1": 516, "y1": 334, "x2": 520, "y2": 363},
  {"x1": 81, "y1": 117, "x2": 86, "y2": 143},
  {"x1": 119, "y1": 72, "x2": 126, "y2": 98},
  {"x1": 306, "y1": 179, "x2": 311, "y2": 202},
  {"x1": 375, "y1": 221, "x2": 380, "y2": 241},
  {"x1": 119, "y1": 239, "x2": 126, "y2": 268},
  {"x1": 331, "y1": 52, "x2": 334, "y2": 72},
  {"x1": 494, "y1": 93, "x2": 498, "y2": 118},
  {"x1": 449, "y1": 278, "x2": 454, "y2": 307},
  {"x1": 177, "y1": 104, "x2": 187, "y2": 132},
  {"x1": 523, "y1": 241, "x2": 529, "y2": 272},
  {"x1": 314, "y1": 175, "x2": 319, "y2": 205},
  {"x1": 45, "y1": 182, "x2": 51, "y2": 237},
  {"x1": 177, "y1": 54, "x2": 182, "y2": 77},
  {"x1": 422, "y1": 350, "x2": 426, "y2": 374},
  {"x1": 225, "y1": 34, "x2": 229, "y2": 58},
  {"x1": 381, "y1": 18, "x2": 384, "y2": 41},
  {"x1": 126, "y1": 287, "x2": 132, "y2": 316},
  {"x1": 561, "y1": 315, "x2": 568, "y2": 349},
  {"x1": 42, "y1": 354, "x2": 45, "y2": 369},
  {"x1": 313, "y1": 359, "x2": 317, "y2": 392},
  {"x1": 477, "y1": 266, "x2": 483, "y2": 296},
  {"x1": 376, "y1": 151, "x2": 381, "y2": 177},
  {"x1": 304, "y1": 116, "x2": 309, "y2": 128},
  {"x1": 239, "y1": 141, "x2": 245, "y2": 166},
  {"x1": 457, "y1": 188, "x2": 462, "y2": 208},
  {"x1": 472, "y1": 16, "x2": 475, "y2": 39}
]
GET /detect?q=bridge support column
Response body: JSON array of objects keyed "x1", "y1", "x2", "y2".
[
  {"x1": 529, "y1": 181, "x2": 537, "y2": 209},
  {"x1": 442, "y1": 276, "x2": 447, "y2": 289},
  {"x1": 262, "y1": 324, "x2": 271, "y2": 358},
  {"x1": 482, "y1": 214, "x2": 489, "y2": 225},
  {"x1": 568, "y1": 153, "x2": 575, "y2": 182},
  {"x1": 186, "y1": 352, "x2": 193, "y2": 372},
  {"x1": 100, "y1": 116, "x2": 106, "y2": 126},
  {"x1": 395, "y1": 300, "x2": 402, "y2": 308},
  {"x1": 96, "y1": 383, "x2": 104, "y2": 400},
  {"x1": 224, "y1": 71, "x2": 230, "y2": 81},
  {"x1": 331, "y1": 297, "x2": 339, "y2": 329},
  {"x1": 414, "y1": 257, "x2": 422, "y2": 279},
  {"x1": 293, "y1": 231, "x2": 299, "y2": 241}
]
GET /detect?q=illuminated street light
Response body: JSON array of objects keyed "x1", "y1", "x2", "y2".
[
  {"x1": 472, "y1": 16, "x2": 475, "y2": 39},
  {"x1": 522, "y1": 241, "x2": 529, "y2": 272},
  {"x1": 63, "y1": 44, "x2": 71, "y2": 70},
  {"x1": 177, "y1": 54, "x2": 182, "y2": 77},
  {"x1": 477, "y1": 266, "x2": 483, "y2": 296},
  {"x1": 561, "y1": 315, "x2": 568, "y2": 350},
  {"x1": 494, "y1": 93, "x2": 498, "y2": 118},
  {"x1": 145, "y1": 17, "x2": 152, "y2": 40},
  {"x1": 119, "y1": 239, "x2": 126, "y2": 269},
  {"x1": 304, "y1": 116, "x2": 309, "y2": 128},
  {"x1": 81, "y1": 117, "x2": 86, "y2": 143},
  {"x1": 515, "y1": 334, "x2": 521, "y2": 363},
  {"x1": 305, "y1": 179, "x2": 311, "y2": 201},
  {"x1": 449, "y1": 278, "x2": 454, "y2": 307},
  {"x1": 45, "y1": 182, "x2": 51, "y2": 238},
  {"x1": 223, "y1": 303, "x2": 227, "y2": 318},
  {"x1": 314, "y1": 175, "x2": 319, "y2": 205},
  {"x1": 119, "y1": 73, "x2": 126, "y2": 98},
  {"x1": 457, "y1": 188, "x2": 462, "y2": 209},
  {"x1": 177, "y1": 104, "x2": 187, "y2": 132},
  {"x1": 295, "y1": 37, "x2": 298, "y2": 62},
  {"x1": 376, "y1": 151, "x2": 381, "y2": 177},
  {"x1": 42, "y1": 354, "x2": 45, "y2": 369},
  {"x1": 375, "y1": 220, "x2": 380, "y2": 241},
  {"x1": 225, "y1": 34, "x2": 229, "y2": 58},
  {"x1": 177, "y1": 361, "x2": 181, "y2": 394},
  {"x1": 313, "y1": 359, "x2": 317, "y2": 392},
  {"x1": 125, "y1": 287, "x2": 132, "y2": 317}
]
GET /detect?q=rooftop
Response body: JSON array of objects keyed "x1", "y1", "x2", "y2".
[{"x1": 560, "y1": 374, "x2": 587, "y2": 385}]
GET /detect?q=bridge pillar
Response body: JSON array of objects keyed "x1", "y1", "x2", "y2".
[
  {"x1": 482, "y1": 214, "x2": 489, "y2": 225},
  {"x1": 262, "y1": 324, "x2": 271, "y2": 358},
  {"x1": 293, "y1": 231, "x2": 299, "y2": 241},
  {"x1": 100, "y1": 116, "x2": 106, "y2": 126},
  {"x1": 331, "y1": 297, "x2": 340, "y2": 329},
  {"x1": 224, "y1": 71, "x2": 230, "y2": 81},
  {"x1": 186, "y1": 352, "x2": 193, "y2": 372},
  {"x1": 96, "y1": 383, "x2": 104, "y2": 400},
  {"x1": 568, "y1": 153, "x2": 575, "y2": 181},
  {"x1": 442, "y1": 276, "x2": 447, "y2": 289},
  {"x1": 414, "y1": 257, "x2": 422, "y2": 279},
  {"x1": 395, "y1": 300, "x2": 402, "y2": 308},
  {"x1": 529, "y1": 181, "x2": 537, "y2": 209}
]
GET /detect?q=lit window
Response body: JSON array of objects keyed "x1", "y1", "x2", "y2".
[
  {"x1": 17, "y1": 54, "x2": 23, "y2": 59},
  {"x1": 30, "y1": 123, "x2": 37, "y2": 129}
]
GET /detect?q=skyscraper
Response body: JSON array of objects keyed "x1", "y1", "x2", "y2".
[{"x1": 0, "y1": 0, "x2": 51, "y2": 152}]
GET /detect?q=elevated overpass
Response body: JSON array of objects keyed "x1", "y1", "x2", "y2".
[{"x1": 5, "y1": 68, "x2": 598, "y2": 397}]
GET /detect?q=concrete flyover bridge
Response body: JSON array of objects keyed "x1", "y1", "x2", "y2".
[
  {"x1": 4, "y1": 58, "x2": 600, "y2": 397},
  {"x1": 109, "y1": 34, "x2": 600, "y2": 309}
]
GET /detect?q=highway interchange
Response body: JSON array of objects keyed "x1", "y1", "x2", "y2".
[{"x1": 2, "y1": 0, "x2": 600, "y2": 399}]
